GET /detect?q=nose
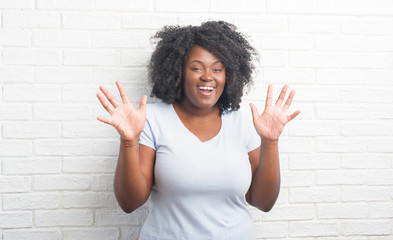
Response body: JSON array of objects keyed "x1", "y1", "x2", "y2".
[{"x1": 201, "y1": 70, "x2": 214, "y2": 81}]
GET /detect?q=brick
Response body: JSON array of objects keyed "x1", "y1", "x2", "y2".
[
  {"x1": 3, "y1": 122, "x2": 60, "y2": 138},
  {"x1": 35, "y1": 140, "x2": 92, "y2": 156},
  {"x1": 0, "y1": 212, "x2": 32, "y2": 228},
  {"x1": 369, "y1": 203, "x2": 393, "y2": 218},
  {"x1": 92, "y1": 140, "x2": 120, "y2": 156},
  {"x1": 263, "y1": 204, "x2": 315, "y2": 221},
  {"x1": 341, "y1": 221, "x2": 392, "y2": 236},
  {"x1": 64, "y1": 50, "x2": 120, "y2": 66},
  {"x1": 3, "y1": 193, "x2": 60, "y2": 210},
  {"x1": 289, "y1": 187, "x2": 340, "y2": 203},
  {"x1": 316, "y1": 137, "x2": 367, "y2": 153},
  {"x1": 155, "y1": 0, "x2": 208, "y2": 12},
  {"x1": 317, "y1": 170, "x2": 366, "y2": 185},
  {"x1": 120, "y1": 50, "x2": 153, "y2": 67},
  {"x1": 95, "y1": 209, "x2": 147, "y2": 226},
  {"x1": 0, "y1": 103, "x2": 32, "y2": 120},
  {"x1": 122, "y1": 14, "x2": 177, "y2": 29},
  {"x1": 317, "y1": 69, "x2": 369, "y2": 85},
  {"x1": 289, "y1": 121, "x2": 339, "y2": 136},
  {"x1": 341, "y1": 121, "x2": 393, "y2": 136},
  {"x1": 0, "y1": 30, "x2": 31, "y2": 46},
  {"x1": 341, "y1": 154, "x2": 392, "y2": 169},
  {"x1": 33, "y1": 104, "x2": 91, "y2": 120},
  {"x1": 368, "y1": 138, "x2": 393, "y2": 153},
  {"x1": 289, "y1": 16, "x2": 340, "y2": 33},
  {"x1": 210, "y1": 0, "x2": 265, "y2": 13},
  {"x1": 341, "y1": 88, "x2": 393, "y2": 103},
  {"x1": 62, "y1": 86, "x2": 103, "y2": 103},
  {"x1": 260, "y1": 51, "x2": 288, "y2": 67},
  {"x1": 3, "y1": 85, "x2": 60, "y2": 102},
  {"x1": 63, "y1": 13, "x2": 121, "y2": 30},
  {"x1": 3, "y1": 49, "x2": 61, "y2": 66},
  {"x1": 316, "y1": 103, "x2": 368, "y2": 120},
  {"x1": 35, "y1": 67, "x2": 92, "y2": 83},
  {"x1": 267, "y1": 0, "x2": 318, "y2": 13},
  {"x1": 63, "y1": 192, "x2": 117, "y2": 208},
  {"x1": 62, "y1": 122, "x2": 118, "y2": 138},
  {"x1": 342, "y1": 187, "x2": 391, "y2": 202},
  {"x1": 35, "y1": 210, "x2": 93, "y2": 227},
  {"x1": 33, "y1": 30, "x2": 90, "y2": 48},
  {"x1": 289, "y1": 154, "x2": 340, "y2": 170},
  {"x1": 369, "y1": 105, "x2": 393, "y2": 119},
  {"x1": 0, "y1": 140, "x2": 32, "y2": 156},
  {"x1": 63, "y1": 157, "x2": 116, "y2": 173},
  {"x1": 290, "y1": 221, "x2": 339, "y2": 237},
  {"x1": 93, "y1": 68, "x2": 148, "y2": 84},
  {"x1": 342, "y1": 17, "x2": 393, "y2": 35},
  {"x1": 0, "y1": 176, "x2": 31, "y2": 193},
  {"x1": 2, "y1": 157, "x2": 62, "y2": 174},
  {"x1": 91, "y1": 174, "x2": 114, "y2": 191},
  {"x1": 0, "y1": 0, "x2": 34, "y2": 9},
  {"x1": 254, "y1": 221, "x2": 288, "y2": 238},
  {"x1": 341, "y1": 53, "x2": 393, "y2": 69},
  {"x1": 3, "y1": 11, "x2": 60, "y2": 28},
  {"x1": 318, "y1": 203, "x2": 368, "y2": 219},
  {"x1": 234, "y1": 15, "x2": 287, "y2": 33},
  {"x1": 63, "y1": 228, "x2": 120, "y2": 240},
  {"x1": 367, "y1": 170, "x2": 393, "y2": 185},
  {"x1": 289, "y1": 52, "x2": 339, "y2": 68},
  {"x1": 319, "y1": 0, "x2": 393, "y2": 15},
  {"x1": 95, "y1": 0, "x2": 153, "y2": 11},
  {"x1": 261, "y1": 34, "x2": 313, "y2": 50},
  {"x1": 33, "y1": 175, "x2": 90, "y2": 190},
  {"x1": 0, "y1": 67, "x2": 33, "y2": 83},
  {"x1": 280, "y1": 138, "x2": 315, "y2": 153},
  {"x1": 2, "y1": 230, "x2": 61, "y2": 240},
  {"x1": 37, "y1": 0, "x2": 94, "y2": 10},
  {"x1": 316, "y1": 35, "x2": 393, "y2": 52},
  {"x1": 281, "y1": 171, "x2": 315, "y2": 187},
  {"x1": 92, "y1": 31, "x2": 151, "y2": 49},
  {"x1": 262, "y1": 68, "x2": 315, "y2": 84}
]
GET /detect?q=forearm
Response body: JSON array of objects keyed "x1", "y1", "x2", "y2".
[
  {"x1": 250, "y1": 138, "x2": 281, "y2": 212},
  {"x1": 114, "y1": 140, "x2": 150, "y2": 213}
]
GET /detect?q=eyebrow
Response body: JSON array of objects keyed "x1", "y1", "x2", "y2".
[{"x1": 188, "y1": 60, "x2": 223, "y2": 65}]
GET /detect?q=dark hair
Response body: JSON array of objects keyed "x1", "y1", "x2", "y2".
[{"x1": 148, "y1": 21, "x2": 257, "y2": 114}]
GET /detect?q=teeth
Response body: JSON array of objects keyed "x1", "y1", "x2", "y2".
[{"x1": 198, "y1": 86, "x2": 214, "y2": 91}]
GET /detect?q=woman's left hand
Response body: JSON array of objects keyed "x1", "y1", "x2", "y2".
[{"x1": 250, "y1": 84, "x2": 300, "y2": 142}]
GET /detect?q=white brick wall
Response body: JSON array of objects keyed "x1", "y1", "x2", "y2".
[{"x1": 1, "y1": 0, "x2": 393, "y2": 239}]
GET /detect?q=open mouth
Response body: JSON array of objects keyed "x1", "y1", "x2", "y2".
[{"x1": 197, "y1": 86, "x2": 215, "y2": 95}]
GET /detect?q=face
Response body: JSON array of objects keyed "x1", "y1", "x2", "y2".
[{"x1": 181, "y1": 45, "x2": 226, "y2": 111}]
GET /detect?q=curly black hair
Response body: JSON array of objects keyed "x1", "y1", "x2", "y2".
[{"x1": 148, "y1": 21, "x2": 257, "y2": 114}]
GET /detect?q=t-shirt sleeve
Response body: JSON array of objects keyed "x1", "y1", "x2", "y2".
[
  {"x1": 246, "y1": 114, "x2": 261, "y2": 152},
  {"x1": 139, "y1": 106, "x2": 157, "y2": 150}
]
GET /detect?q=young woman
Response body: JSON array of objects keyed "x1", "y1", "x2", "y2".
[{"x1": 97, "y1": 21, "x2": 300, "y2": 240}]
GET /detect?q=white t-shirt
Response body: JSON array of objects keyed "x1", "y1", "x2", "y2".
[{"x1": 138, "y1": 102, "x2": 261, "y2": 240}]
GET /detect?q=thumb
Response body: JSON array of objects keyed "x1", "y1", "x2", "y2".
[{"x1": 249, "y1": 103, "x2": 260, "y2": 122}]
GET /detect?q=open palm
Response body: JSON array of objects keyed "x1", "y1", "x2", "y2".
[
  {"x1": 250, "y1": 84, "x2": 300, "y2": 141},
  {"x1": 96, "y1": 81, "x2": 147, "y2": 141}
]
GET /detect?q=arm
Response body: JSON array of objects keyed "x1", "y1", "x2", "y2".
[
  {"x1": 97, "y1": 81, "x2": 155, "y2": 213},
  {"x1": 246, "y1": 84, "x2": 300, "y2": 212}
]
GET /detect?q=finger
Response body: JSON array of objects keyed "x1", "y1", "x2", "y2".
[
  {"x1": 97, "y1": 116, "x2": 114, "y2": 125},
  {"x1": 287, "y1": 109, "x2": 301, "y2": 122},
  {"x1": 249, "y1": 103, "x2": 260, "y2": 122},
  {"x1": 99, "y1": 86, "x2": 120, "y2": 108},
  {"x1": 139, "y1": 95, "x2": 147, "y2": 113},
  {"x1": 265, "y1": 84, "x2": 273, "y2": 108},
  {"x1": 116, "y1": 81, "x2": 131, "y2": 104},
  {"x1": 282, "y1": 89, "x2": 296, "y2": 112},
  {"x1": 97, "y1": 93, "x2": 114, "y2": 114},
  {"x1": 275, "y1": 84, "x2": 288, "y2": 107}
]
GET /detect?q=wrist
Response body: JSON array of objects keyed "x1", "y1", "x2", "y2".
[
  {"x1": 261, "y1": 137, "x2": 279, "y2": 145},
  {"x1": 120, "y1": 137, "x2": 140, "y2": 147}
]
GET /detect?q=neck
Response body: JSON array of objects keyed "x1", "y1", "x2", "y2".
[{"x1": 174, "y1": 101, "x2": 220, "y2": 119}]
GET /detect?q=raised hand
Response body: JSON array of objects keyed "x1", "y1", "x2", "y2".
[
  {"x1": 249, "y1": 84, "x2": 300, "y2": 142},
  {"x1": 97, "y1": 81, "x2": 147, "y2": 141}
]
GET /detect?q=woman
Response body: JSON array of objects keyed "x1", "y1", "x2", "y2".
[{"x1": 97, "y1": 21, "x2": 300, "y2": 240}]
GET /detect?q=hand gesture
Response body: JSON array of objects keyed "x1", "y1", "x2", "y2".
[
  {"x1": 97, "y1": 81, "x2": 147, "y2": 141},
  {"x1": 249, "y1": 84, "x2": 300, "y2": 142}
]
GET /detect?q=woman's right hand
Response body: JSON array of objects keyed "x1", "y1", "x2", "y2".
[{"x1": 96, "y1": 81, "x2": 147, "y2": 141}]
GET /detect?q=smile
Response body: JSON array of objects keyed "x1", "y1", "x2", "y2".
[
  {"x1": 197, "y1": 86, "x2": 215, "y2": 96},
  {"x1": 198, "y1": 86, "x2": 215, "y2": 91}
]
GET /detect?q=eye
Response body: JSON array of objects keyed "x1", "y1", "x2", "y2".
[
  {"x1": 213, "y1": 68, "x2": 222, "y2": 72},
  {"x1": 190, "y1": 67, "x2": 202, "y2": 71}
]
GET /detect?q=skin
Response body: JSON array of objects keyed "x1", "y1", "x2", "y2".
[{"x1": 97, "y1": 45, "x2": 300, "y2": 213}]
